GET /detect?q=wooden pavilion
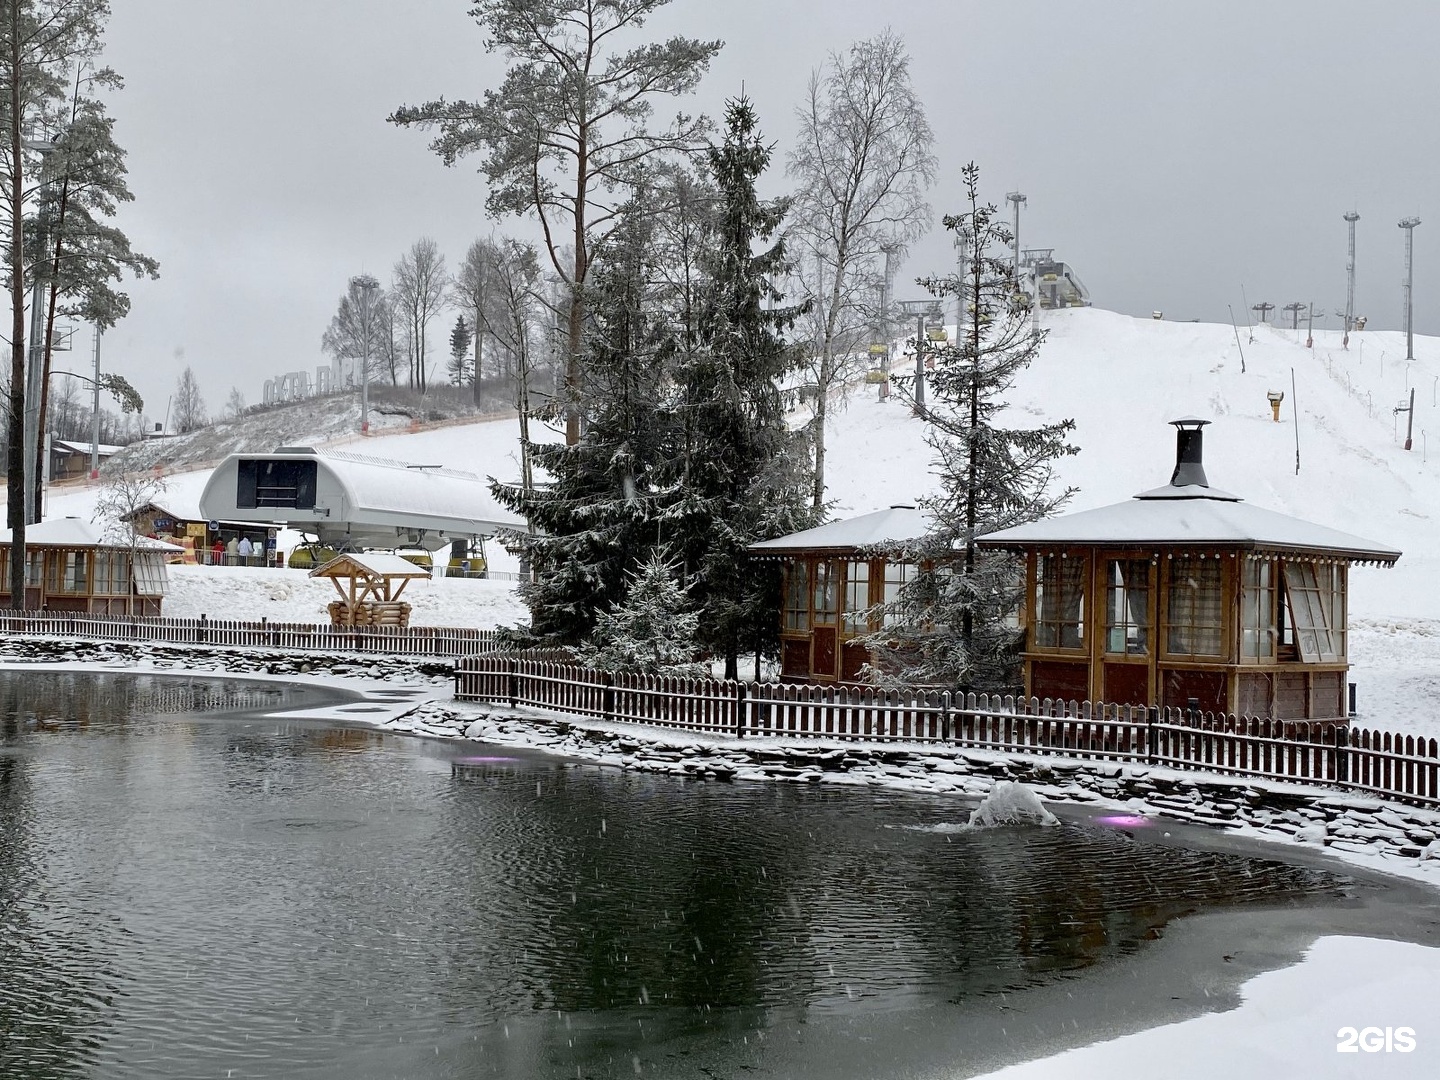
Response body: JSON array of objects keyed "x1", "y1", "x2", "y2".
[
  {"x1": 749, "y1": 506, "x2": 932, "y2": 683},
  {"x1": 976, "y1": 418, "x2": 1400, "y2": 722},
  {"x1": 0, "y1": 517, "x2": 179, "y2": 615},
  {"x1": 310, "y1": 552, "x2": 429, "y2": 628}
]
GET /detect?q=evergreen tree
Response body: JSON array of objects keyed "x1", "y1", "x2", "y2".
[
  {"x1": 491, "y1": 186, "x2": 680, "y2": 643},
  {"x1": 447, "y1": 314, "x2": 473, "y2": 385},
  {"x1": 875, "y1": 163, "x2": 1078, "y2": 691},
  {"x1": 576, "y1": 550, "x2": 704, "y2": 676},
  {"x1": 667, "y1": 97, "x2": 818, "y2": 680}
]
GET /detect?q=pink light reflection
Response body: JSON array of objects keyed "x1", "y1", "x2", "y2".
[{"x1": 1096, "y1": 814, "x2": 1152, "y2": 828}]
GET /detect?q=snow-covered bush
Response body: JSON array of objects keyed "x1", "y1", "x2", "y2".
[{"x1": 577, "y1": 553, "x2": 706, "y2": 677}]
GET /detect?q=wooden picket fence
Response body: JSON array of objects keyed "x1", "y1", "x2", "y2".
[
  {"x1": 455, "y1": 655, "x2": 1440, "y2": 809},
  {"x1": 0, "y1": 611, "x2": 504, "y2": 659}
]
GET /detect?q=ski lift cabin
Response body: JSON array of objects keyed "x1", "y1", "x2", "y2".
[
  {"x1": 749, "y1": 506, "x2": 931, "y2": 683},
  {"x1": 976, "y1": 419, "x2": 1400, "y2": 723}
]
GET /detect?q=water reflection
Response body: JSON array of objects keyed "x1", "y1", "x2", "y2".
[{"x1": 0, "y1": 671, "x2": 1359, "y2": 1079}]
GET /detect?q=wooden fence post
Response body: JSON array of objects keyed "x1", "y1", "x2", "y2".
[
  {"x1": 603, "y1": 672, "x2": 615, "y2": 723},
  {"x1": 1334, "y1": 723, "x2": 1349, "y2": 785},
  {"x1": 1147, "y1": 706, "x2": 1159, "y2": 765},
  {"x1": 507, "y1": 658, "x2": 518, "y2": 709},
  {"x1": 735, "y1": 682, "x2": 747, "y2": 738}
]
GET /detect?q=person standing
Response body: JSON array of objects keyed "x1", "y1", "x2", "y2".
[
  {"x1": 237, "y1": 536, "x2": 253, "y2": 565},
  {"x1": 226, "y1": 536, "x2": 239, "y2": 566}
]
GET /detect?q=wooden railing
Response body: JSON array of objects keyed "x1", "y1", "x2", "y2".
[
  {"x1": 0, "y1": 611, "x2": 504, "y2": 659},
  {"x1": 455, "y1": 656, "x2": 1440, "y2": 808}
]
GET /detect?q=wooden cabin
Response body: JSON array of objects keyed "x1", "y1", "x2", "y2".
[
  {"x1": 976, "y1": 419, "x2": 1400, "y2": 722},
  {"x1": 0, "y1": 517, "x2": 179, "y2": 615},
  {"x1": 749, "y1": 506, "x2": 931, "y2": 683}
]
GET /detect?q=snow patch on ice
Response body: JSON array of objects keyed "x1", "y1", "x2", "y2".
[{"x1": 968, "y1": 780, "x2": 1060, "y2": 827}]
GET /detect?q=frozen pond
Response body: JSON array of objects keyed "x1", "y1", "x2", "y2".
[{"x1": 0, "y1": 670, "x2": 1432, "y2": 1079}]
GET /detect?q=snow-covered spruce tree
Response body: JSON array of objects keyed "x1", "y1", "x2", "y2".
[
  {"x1": 576, "y1": 550, "x2": 705, "y2": 676},
  {"x1": 875, "y1": 163, "x2": 1077, "y2": 692},
  {"x1": 492, "y1": 186, "x2": 683, "y2": 644},
  {"x1": 666, "y1": 97, "x2": 819, "y2": 680}
]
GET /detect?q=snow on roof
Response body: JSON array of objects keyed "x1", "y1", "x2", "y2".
[
  {"x1": 750, "y1": 506, "x2": 933, "y2": 554},
  {"x1": 309, "y1": 552, "x2": 432, "y2": 580},
  {"x1": 978, "y1": 496, "x2": 1400, "y2": 563},
  {"x1": 317, "y1": 448, "x2": 523, "y2": 531},
  {"x1": 0, "y1": 516, "x2": 184, "y2": 551},
  {"x1": 51, "y1": 440, "x2": 123, "y2": 457}
]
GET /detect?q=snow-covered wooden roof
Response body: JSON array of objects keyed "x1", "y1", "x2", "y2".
[
  {"x1": 977, "y1": 497, "x2": 1399, "y2": 563},
  {"x1": 0, "y1": 517, "x2": 184, "y2": 552},
  {"x1": 309, "y1": 552, "x2": 431, "y2": 581},
  {"x1": 750, "y1": 506, "x2": 932, "y2": 555}
]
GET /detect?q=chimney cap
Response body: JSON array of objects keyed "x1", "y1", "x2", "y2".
[{"x1": 1169, "y1": 416, "x2": 1210, "y2": 430}]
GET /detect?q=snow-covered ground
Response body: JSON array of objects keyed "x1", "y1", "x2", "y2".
[
  {"x1": 972, "y1": 935, "x2": 1437, "y2": 1080},
  {"x1": 35, "y1": 306, "x2": 1440, "y2": 738}
]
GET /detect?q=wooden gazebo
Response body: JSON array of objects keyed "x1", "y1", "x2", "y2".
[
  {"x1": 749, "y1": 506, "x2": 932, "y2": 683},
  {"x1": 309, "y1": 552, "x2": 429, "y2": 628},
  {"x1": 976, "y1": 419, "x2": 1400, "y2": 722},
  {"x1": 0, "y1": 517, "x2": 179, "y2": 615}
]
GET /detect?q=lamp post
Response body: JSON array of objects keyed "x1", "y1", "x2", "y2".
[{"x1": 355, "y1": 275, "x2": 379, "y2": 434}]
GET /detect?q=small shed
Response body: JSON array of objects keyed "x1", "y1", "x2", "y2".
[
  {"x1": 49, "y1": 439, "x2": 122, "y2": 482},
  {"x1": 976, "y1": 419, "x2": 1400, "y2": 722},
  {"x1": 0, "y1": 517, "x2": 179, "y2": 615},
  {"x1": 750, "y1": 506, "x2": 932, "y2": 682},
  {"x1": 309, "y1": 552, "x2": 430, "y2": 628}
]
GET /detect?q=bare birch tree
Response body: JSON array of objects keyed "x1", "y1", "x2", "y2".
[
  {"x1": 392, "y1": 238, "x2": 446, "y2": 392},
  {"x1": 786, "y1": 30, "x2": 936, "y2": 508}
]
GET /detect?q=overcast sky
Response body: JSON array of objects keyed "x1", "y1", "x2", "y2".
[{"x1": 68, "y1": 0, "x2": 1440, "y2": 425}]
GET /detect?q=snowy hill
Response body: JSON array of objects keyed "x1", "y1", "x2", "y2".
[
  {"x1": 822, "y1": 307, "x2": 1437, "y2": 620},
  {"x1": 35, "y1": 306, "x2": 1440, "y2": 734}
]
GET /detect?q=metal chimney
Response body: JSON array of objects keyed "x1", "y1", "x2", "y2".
[{"x1": 1169, "y1": 417, "x2": 1211, "y2": 488}]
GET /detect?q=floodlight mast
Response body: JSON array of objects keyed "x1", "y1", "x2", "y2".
[
  {"x1": 1005, "y1": 191, "x2": 1026, "y2": 281},
  {"x1": 1399, "y1": 217, "x2": 1421, "y2": 362},
  {"x1": 1343, "y1": 211, "x2": 1359, "y2": 341}
]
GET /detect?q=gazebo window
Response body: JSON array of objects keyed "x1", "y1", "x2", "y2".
[
  {"x1": 784, "y1": 562, "x2": 810, "y2": 630},
  {"x1": 843, "y1": 560, "x2": 870, "y2": 632},
  {"x1": 1104, "y1": 558, "x2": 1150, "y2": 654},
  {"x1": 1241, "y1": 559, "x2": 1275, "y2": 658},
  {"x1": 1035, "y1": 555, "x2": 1085, "y2": 650},
  {"x1": 812, "y1": 561, "x2": 839, "y2": 626},
  {"x1": 1166, "y1": 557, "x2": 1222, "y2": 656},
  {"x1": 1283, "y1": 561, "x2": 1343, "y2": 662},
  {"x1": 882, "y1": 561, "x2": 913, "y2": 628},
  {"x1": 59, "y1": 552, "x2": 89, "y2": 594},
  {"x1": 26, "y1": 551, "x2": 42, "y2": 588}
]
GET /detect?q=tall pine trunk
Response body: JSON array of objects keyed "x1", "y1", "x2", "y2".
[{"x1": 7, "y1": 9, "x2": 29, "y2": 606}]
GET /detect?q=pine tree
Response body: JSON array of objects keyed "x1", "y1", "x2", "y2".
[
  {"x1": 667, "y1": 97, "x2": 818, "y2": 679},
  {"x1": 876, "y1": 163, "x2": 1078, "y2": 691},
  {"x1": 577, "y1": 550, "x2": 704, "y2": 676}
]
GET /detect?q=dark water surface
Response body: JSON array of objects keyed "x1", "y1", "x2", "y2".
[{"x1": 0, "y1": 670, "x2": 1414, "y2": 1079}]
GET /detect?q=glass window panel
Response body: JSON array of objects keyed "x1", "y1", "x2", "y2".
[
  {"x1": 1035, "y1": 554, "x2": 1086, "y2": 651},
  {"x1": 1283, "y1": 561, "x2": 1339, "y2": 662},
  {"x1": 1241, "y1": 559, "x2": 1275, "y2": 659},
  {"x1": 1166, "y1": 557, "x2": 1223, "y2": 656},
  {"x1": 883, "y1": 561, "x2": 911, "y2": 628},
  {"x1": 843, "y1": 561, "x2": 870, "y2": 632},
  {"x1": 784, "y1": 562, "x2": 810, "y2": 630},
  {"x1": 1105, "y1": 558, "x2": 1149, "y2": 655},
  {"x1": 813, "y1": 561, "x2": 839, "y2": 624}
]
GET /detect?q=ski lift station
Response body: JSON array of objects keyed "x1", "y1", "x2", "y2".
[
  {"x1": 1021, "y1": 249, "x2": 1091, "y2": 309},
  {"x1": 197, "y1": 446, "x2": 525, "y2": 552}
]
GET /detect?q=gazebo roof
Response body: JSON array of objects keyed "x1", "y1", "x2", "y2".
[
  {"x1": 750, "y1": 506, "x2": 932, "y2": 556},
  {"x1": 308, "y1": 552, "x2": 432, "y2": 581},
  {"x1": 977, "y1": 418, "x2": 1400, "y2": 565},
  {"x1": 977, "y1": 498, "x2": 1400, "y2": 564},
  {"x1": 0, "y1": 517, "x2": 184, "y2": 552}
]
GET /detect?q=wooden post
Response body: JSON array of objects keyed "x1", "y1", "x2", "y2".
[{"x1": 1147, "y1": 705, "x2": 1159, "y2": 764}]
